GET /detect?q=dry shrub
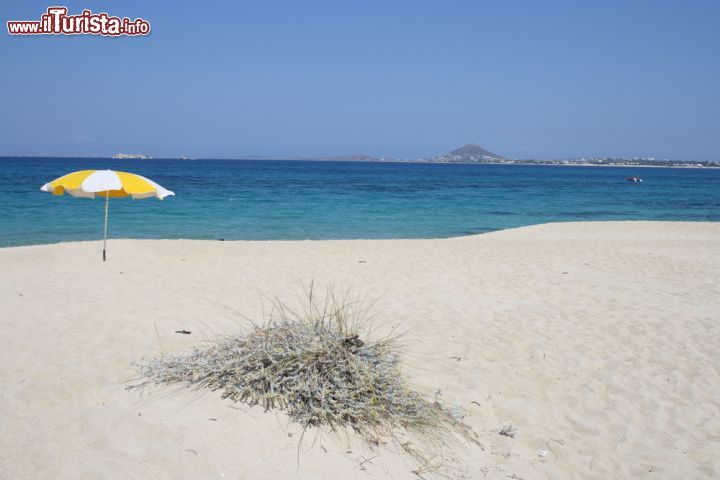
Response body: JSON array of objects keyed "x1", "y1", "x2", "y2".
[{"x1": 130, "y1": 286, "x2": 479, "y2": 475}]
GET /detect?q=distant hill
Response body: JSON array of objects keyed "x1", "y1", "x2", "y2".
[
  {"x1": 449, "y1": 144, "x2": 501, "y2": 157},
  {"x1": 433, "y1": 144, "x2": 505, "y2": 163}
]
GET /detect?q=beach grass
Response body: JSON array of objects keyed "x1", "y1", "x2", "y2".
[{"x1": 129, "y1": 285, "x2": 480, "y2": 474}]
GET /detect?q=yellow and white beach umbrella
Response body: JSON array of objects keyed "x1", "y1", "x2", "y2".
[{"x1": 41, "y1": 169, "x2": 175, "y2": 260}]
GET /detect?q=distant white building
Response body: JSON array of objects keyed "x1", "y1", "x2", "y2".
[{"x1": 112, "y1": 153, "x2": 153, "y2": 159}]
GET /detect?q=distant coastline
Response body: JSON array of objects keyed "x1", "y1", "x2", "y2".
[
  {"x1": 2, "y1": 143, "x2": 718, "y2": 168},
  {"x1": 2, "y1": 156, "x2": 718, "y2": 168}
]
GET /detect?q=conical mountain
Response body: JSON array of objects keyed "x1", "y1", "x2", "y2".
[{"x1": 435, "y1": 144, "x2": 506, "y2": 162}]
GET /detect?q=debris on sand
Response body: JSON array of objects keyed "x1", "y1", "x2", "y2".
[{"x1": 498, "y1": 424, "x2": 517, "y2": 439}]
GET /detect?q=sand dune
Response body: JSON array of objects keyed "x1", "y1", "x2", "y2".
[{"x1": 1, "y1": 221, "x2": 718, "y2": 479}]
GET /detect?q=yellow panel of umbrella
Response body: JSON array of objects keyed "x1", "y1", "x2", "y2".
[{"x1": 41, "y1": 170, "x2": 175, "y2": 260}]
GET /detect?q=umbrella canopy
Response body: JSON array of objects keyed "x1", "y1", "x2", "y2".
[
  {"x1": 41, "y1": 169, "x2": 174, "y2": 199},
  {"x1": 40, "y1": 169, "x2": 174, "y2": 260}
]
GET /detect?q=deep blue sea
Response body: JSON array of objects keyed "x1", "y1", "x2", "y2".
[{"x1": 1, "y1": 157, "x2": 719, "y2": 247}]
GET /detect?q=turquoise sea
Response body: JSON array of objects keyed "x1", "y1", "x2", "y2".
[{"x1": 1, "y1": 157, "x2": 719, "y2": 247}]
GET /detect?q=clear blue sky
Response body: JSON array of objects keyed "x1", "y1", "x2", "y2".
[{"x1": 1, "y1": 0, "x2": 718, "y2": 160}]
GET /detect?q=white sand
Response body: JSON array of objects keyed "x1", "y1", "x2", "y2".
[{"x1": 1, "y1": 221, "x2": 719, "y2": 479}]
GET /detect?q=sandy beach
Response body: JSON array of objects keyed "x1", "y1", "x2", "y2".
[{"x1": 1, "y1": 221, "x2": 718, "y2": 479}]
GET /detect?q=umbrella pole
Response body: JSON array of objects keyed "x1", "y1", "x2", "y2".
[{"x1": 103, "y1": 191, "x2": 109, "y2": 261}]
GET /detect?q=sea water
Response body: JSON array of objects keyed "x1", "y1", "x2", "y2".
[{"x1": 1, "y1": 157, "x2": 719, "y2": 247}]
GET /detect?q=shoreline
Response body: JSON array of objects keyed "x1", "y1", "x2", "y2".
[{"x1": 2, "y1": 219, "x2": 719, "y2": 250}]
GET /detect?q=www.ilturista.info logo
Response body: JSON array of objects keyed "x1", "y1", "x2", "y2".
[{"x1": 7, "y1": 7, "x2": 150, "y2": 36}]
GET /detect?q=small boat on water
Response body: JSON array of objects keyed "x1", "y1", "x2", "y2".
[{"x1": 626, "y1": 176, "x2": 643, "y2": 183}]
